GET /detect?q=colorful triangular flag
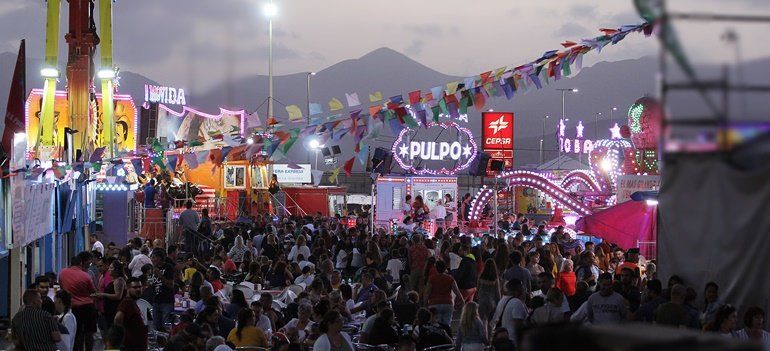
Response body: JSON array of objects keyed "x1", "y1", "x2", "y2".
[
  {"x1": 369, "y1": 91, "x2": 383, "y2": 102},
  {"x1": 345, "y1": 92, "x2": 360, "y2": 107},
  {"x1": 329, "y1": 97, "x2": 344, "y2": 111}
]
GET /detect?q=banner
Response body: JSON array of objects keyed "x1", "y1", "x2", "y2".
[
  {"x1": 12, "y1": 181, "x2": 55, "y2": 248},
  {"x1": 273, "y1": 164, "x2": 311, "y2": 184},
  {"x1": 616, "y1": 175, "x2": 660, "y2": 203}
]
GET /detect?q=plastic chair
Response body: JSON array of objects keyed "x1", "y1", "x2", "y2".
[
  {"x1": 235, "y1": 285, "x2": 255, "y2": 300},
  {"x1": 136, "y1": 298, "x2": 152, "y2": 326},
  {"x1": 287, "y1": 284, "x2": 305, "y2": 297}
]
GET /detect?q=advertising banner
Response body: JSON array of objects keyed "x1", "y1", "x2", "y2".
[
  {"x1": 617, "y1": 175, "x2": 660, "y2": 203},
  {"x1": 482, "y1": 112, "x2": 514, "y2": 176},
  {"x1": 273, "y1": 164, "x2": 312, "y2": 184}
]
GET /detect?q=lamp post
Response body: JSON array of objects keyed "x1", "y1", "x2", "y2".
[
  {"x1": 594, "y1": 112, "x2": 602, "y2": 139},
  {"x1": 308, "y1": 138, "x2": 323, "y2": 170},
  {"x1": 610, "y1": 106, "x2": 618, "y2": 125},
  {"x1": 540, "y1": 115, "x2": 549, "y2": 165},
  {"x1": 306, "y1": 72, "x2": 315, "y2": 122},
  {"x1": 556, "y1": 88, "x2": 578, "y2": 169},
  {"x1": 263, "y1": 1, "x2": 277, "y2": 127}
]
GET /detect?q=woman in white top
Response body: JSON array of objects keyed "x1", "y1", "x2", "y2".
[
  {"x1": 314, "y1": 311, "x2": 354, "y2": 351},
  {"x1": 55, "y1": 290, "x2": 77, "y2": 351},
  {"x1": 127, "y1": 246, "x2": 152, "y2": 278},
  {"x1": 335, "y1": 242, "x2": 350, "y2": 271},
  {"x1": 280, "y1": 303, "x2": 316, "y2": 343},
  {"x1": 228, "y1": 236, "x2": 249, "y2": 264},
  {"x1": 288, "y1": 235, "x2": 311, "y2": 263},
  {"x1": 736, "y1": 306, "x2": 770, "y2": 350}
]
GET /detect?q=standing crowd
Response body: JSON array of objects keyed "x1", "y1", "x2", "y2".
[{"x1": 9, "y1": 209, "x2": 770, "y2": 351}]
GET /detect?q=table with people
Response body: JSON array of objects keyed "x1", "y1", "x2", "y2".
[{"x1": 8, "y1": 211, "x2": 770, "y2": 351}]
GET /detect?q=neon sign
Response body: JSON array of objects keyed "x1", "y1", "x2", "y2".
[
  {"x1": 145, "y1": 84, "x2": 187, "y2": 106},
  {"x1": 392, "y1": 121, "x2": 478, "y2": 175},
  {"x1": 558, "y1": 119, "x2": 594, "y2": 154}
]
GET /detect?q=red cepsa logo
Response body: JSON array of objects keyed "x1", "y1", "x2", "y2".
[{"x1": 482, "y1": 112, "x2": 514, "y2": 150}]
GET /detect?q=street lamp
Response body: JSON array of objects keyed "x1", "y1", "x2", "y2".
[
  {"x1": 540, "y1": 115, "x2": 549, "y2": 165},
  {"x1": 308, "y1": 138, "x2": 324, "y2": 170},
  {"x1": 556, "y1": 88, "x2": 578, "y2": 169},
  {"x1": 610, "y1": 106, "x2": 618, "y2": 125},
  {"x1": 307, "y1": 72, "x2": 315, "y2": 122},
  {"x1": 263, "y1": 1, "x2": 277, "y2": 128}
]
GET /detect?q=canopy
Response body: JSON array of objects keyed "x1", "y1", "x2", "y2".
[{"x1": 575, "y1": 200, "x2": 656, "y2": 250}]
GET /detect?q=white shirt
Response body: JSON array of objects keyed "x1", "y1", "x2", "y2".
[
  {"x1": 288, "y1": 245, "x2": 311, "y2": 262},
  {"x1": 386, "y1": 259, "x2": 404, "y2": 283},
  {"x1": 530, "y1": 289, "x2": 570, "y2": 314},
  {"x1": 58, "y1": 311, "x2": 77, "y2": 351},
  {"x1": 313, "y1": 332, "x2": 354, "y2": 351},
  {"x1": 282, "y1": 318, "x2": 316, "y2": 342},
  {"x1": 736, "y1": 328, "x2": 770, "y2": 351},
  {"x1": 448, "y1": 252, "x2": 462, "y2": 271},
  {"x1": 255, "y1": 313, "x2": 272, "y2": 333},
  {"x1": 351, "y1": 248, "x2": 363, "y2": 268},
  {"x1": 336, "y1": 250, "x2": 349, "y2": 269},
  {"x1": 585, "y1": 291, "x2": 628, "y2": 325},
  {"x1": 92, "y1": 241, "x2": 104, "y2": 255},
  {"x1": 128, "y1": 254, "x2": 152, "y2": 277},
  {"x1": 295, "y1": 274, "x2": 315, "y2": 286},
  {"x1": 431, "y1": 205, "x2": 446, "y2": 219},
  {"x1": 491, "y1": 296, "x2": 528, "y2": 343}
]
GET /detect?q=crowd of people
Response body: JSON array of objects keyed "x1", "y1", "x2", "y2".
[{"x1": 8, "y1": 209, "x2": 770, "y2": 351}]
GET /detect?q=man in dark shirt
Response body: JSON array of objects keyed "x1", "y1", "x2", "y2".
[
  {"x1": 12, "y1": 290, "x2": 61, "y2": 351},
  {"x1": 115, "y1": 277, "x2": 147, "y2": 350},
  {"x1": 33, "y1": 276, "x2": 56, "y2": 315},
  {"x1": 633, "y1": 279, "x2": 666, "y2": 323},
  {"x1": 454, "y1": 244, "x2": 478, "y2": 302},
  {"x1": 614, "y1": 267, "x2": 642, "y2": 313},
  {"x1": 150, "y1": 248, "x2": 176, "y2": 332}
]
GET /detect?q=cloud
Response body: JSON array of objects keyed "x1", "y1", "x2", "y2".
[
  {"x1": 404, "y1": 40, "x2": 425, "y2": 56},
  {"x1": 553, "y1": 23, "x2": 592, "y2": 38},
  {"x1": 609, "y1": 11, "x2": 643, "y2": 25},
  {"x1": 404, "y1": 24, "x2": 443, "y2": 38},
  {"x1": 569, "y1": 4, "x2": 598, "y2": 19},
  {"x1": 307, "y1": 51, "x2": 326, "y2": 62}
]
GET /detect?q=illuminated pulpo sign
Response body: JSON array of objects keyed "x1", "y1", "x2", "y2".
[
  {"x1": 144, "y1": 84, "x2": 187, "y2": 106},
  {"x1": 392, "y1": 121, "x2": 478, "y2": 175}
]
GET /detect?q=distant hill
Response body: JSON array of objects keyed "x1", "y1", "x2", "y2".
[{"x1": 2, "y1": 47, "x2": 769, "y2": 169}]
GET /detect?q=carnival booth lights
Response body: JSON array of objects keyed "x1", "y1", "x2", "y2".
[{"x1": 375, "y1": 175, "x2": 458, "y2": 233}]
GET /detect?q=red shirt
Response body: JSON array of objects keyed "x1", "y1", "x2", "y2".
[
  {"x1": 409, "y1": 244, "x2": 430, "y2": 272},
  {"x1": 212, "y1": 279, "x2": 225, "y2": 293},
  {"x1": 118, "y1": 298, "x2": 148, "y2": 349},
  {"x1": 427, "y1": 273, "x2": 455, "y2": 306},
  {"x1": 556, "y1": 271, "x2": 577, "y2": 296},
  {"x1": 60, "y1": 266, "x2": 96, "y2": 307},
  {"x1": 223, "y1": 259, "x2": 238, "y2": 274},
  {"x1": 97, "y1": 274, "x2": 113, "y2": 312}
]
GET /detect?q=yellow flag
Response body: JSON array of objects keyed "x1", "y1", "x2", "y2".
[
  {"x1": 446, "y1": 81, "x2": 460, "y2": 95},
  {"x1": 329, "y1": 98, "x2": 344, "y2": 111},
  {"x1": 285, "y1": 105, "x2": 304, "y2": 122},
  {"x1": 369, "y1": 91, "x2": 383, "y2": 102},
  {"x1": 329, "y1": 167, "x2": 340, "y2": 183}
]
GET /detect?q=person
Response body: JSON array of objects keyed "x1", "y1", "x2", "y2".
[
  {"x1": 615, "y1": 267, "x2": 642, "y2": 313},
  {"x1": 526, "y1": 251, "x2": 545, "y2": 277},
  {"x1": 127, "y1": 246, "x2": 151, "y2": 277},
  {"x1": 149, "y1": 248, "x2": 176, "y2": 333},
  {"x1": 531, "y1": 288, "x2": 567, "y2": 325},
  {"x1": 654, "y1": 284, "x2": 690, "y2": 327},
  {"x1": 288, "y1": 235, "x2": 311, "y2": 263},
  {"x1": 736, "y1": 306, "x2": 770, "y2": 347},
  {"x1": 114, "y1": 277, "x2": 148, "y2": 350},
  {"x1": 250, "y1": 301, "x2": 273, "y2": 334},
  {"x1": 199, "y1": 208, "x2": 213, "y2": 255},
  {"x1": 280, "y1": 303, "x2": 316, "y2": 343},
  {"x1": 92, "y1": 260, "x2": 126, "y2": 334},
  {"x1": 633, "y1": 279, "x2": 666, "y2": 323},
  {"x1": 461, "y1": 193, "x2": 472, "y2": 222},
  {"x1": 12, "y1": 289, "x2": 61, "y2": 351},
  {"x1": 59, "y1": 253, "x2": 97, "y2": 351},
  {"x1": 34, "y1": 276, "x2": 56, "y2": 315},
  {"x1": 228, "y1": 235, "x2": 249, "y2": 265},
  {"x1": 704, "y1": 304, "x2": 738, "y2": 337},
  {"x1": 269, "y1": 174, "x2": 283, "y2": 215},
  {"x1": 89, "y1": 234, "x2": 104, "y2": 256},
  {"x1": 575, "y1": 251, "x2": 600, "y2": 292},
  {"x1": 701, "y1": 281, "x2": 723, "y2": 327},
  {"x1": 408, "y1": 235, "x2": 431, "y2": 292},
  {"x1": 430, "y1": 199, "x2": 447, "y2": 228},
  {"x1": 402, "y1": 195, "x2": 413, "y2": 217},
  {"x1": 454, "y1": 244, "x2": 478, "y2": 302},
  {"x1": 398, "y1": 216, "x2": 417, "y2": 234},
  {"x1": 456, "y1": 302, "x2": 488, "y2": 351},
  {"x1": 143, "y1": 179, "x2": 157, "y2": 209},
  {"x1": 207, "y1": 336, "x2": 234, "y2": 351},
  {"x1": 54, "y1": 290, "x2": 77, "y2": 351},
  {"x1": 423, "y1": 260, "x2": 463, "y2": 327},
  {"x1": 227, "y1": 309, "x2": 268, "y2": 348},
  {"x1": 368, "y1": 308, "x2": 400, "y2": 346},
  {"x1": 179, "y1": 200, "x2": 201, "y2": 253},
  {"x1": 585, "y1": 273, "x2": 628, "y2": 325},
  {"x1": 225, "y1": 289, "x2": 249, "y2": 319},
  {"x1": 313, "y1": 311, "x2": 355, "y2": 351},
  {"x1": 411, "y1": 308, "x2": 453, "y2": 350},
  {"x1": 491, "y1": 279, "x2": 527, "y2": 344},
  {"x1": 476, "y1": 259, "x2": 500, "y2": 334},
  {"x1": 503, "y1": 251, "x2": 532, "y2": 294}
]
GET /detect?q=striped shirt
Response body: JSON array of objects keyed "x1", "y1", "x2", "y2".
[{"x1": 11, "y1": 307, "x2": 59, "y2": 351}]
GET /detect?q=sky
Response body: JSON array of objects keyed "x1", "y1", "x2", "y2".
[{"x1": 2, "y1": 0, "x2": 770, "y2": 93}]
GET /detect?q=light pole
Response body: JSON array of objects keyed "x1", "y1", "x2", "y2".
[
  {"x1": 263, "y1": 1, "x2": 277, "y2": 127},
  {"x1": 308, "y1": 138, "x2": 323, "y2": 170},
  {"x1": 540, "y1": 115, "x2": 549, "y2": 165},
  {"x1": 610, "y1": 106, "x2": 618, "y2": 125},
  {"x1": 594, "y1": 112, "x2": 602, "y2": 139},
  {"x1": 306, "y1": 72, "x2": 315, "y2": 123},
  {"x1": 556, "y1": 88, "x2": 578, "y2": 169}
]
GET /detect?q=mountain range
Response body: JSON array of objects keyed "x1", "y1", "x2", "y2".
[{"x1": 2, "y1": 47, "x2": 768, "y2": 170}]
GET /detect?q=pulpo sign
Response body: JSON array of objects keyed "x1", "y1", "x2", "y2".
[{"x1": 391, "y1": 121, "x2": 478, "y2": 175}]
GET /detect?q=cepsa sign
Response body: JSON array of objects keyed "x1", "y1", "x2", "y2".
[{"x1": 482, "y1": 112, "x2": 514, "y2": 150}]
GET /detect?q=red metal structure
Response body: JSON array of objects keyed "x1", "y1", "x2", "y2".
[{"x1": 65, "y1": 0, "x2": 99, "y2": 156}]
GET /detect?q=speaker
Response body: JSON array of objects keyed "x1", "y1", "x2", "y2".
[
  {"x1": 469, "y1": 152, "x2": 490, "y2": 176},
  {"x1": 370, "y1": 147, "x2": 392, "y2": 175},
  {"x1": 490, "y1": 159, "x2": 505, "y2": 172},
  {"x1": 322, "y1": 147, "x2": 332, "y2": 157}
]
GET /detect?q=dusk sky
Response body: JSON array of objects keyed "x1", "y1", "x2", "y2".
[{"x1": 2, "y1": 0, "x2": 769, "y2": 92}]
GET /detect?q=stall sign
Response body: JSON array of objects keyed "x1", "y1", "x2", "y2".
[
  {"x1": 145, "y1": 84, "x2": 187, "y2": 106},
  {"x1": 616, "y1": 175, "x2": 660, "y2": 203},
  {"x1": 273, "y1": 164, "x2": 312, "y2": 184},
  {"x1": 392, "y1": 121, "x2": 478, "y2": 176},
  {"x1": 482, "y1": 112, "x2": 514, "y2": 150}
]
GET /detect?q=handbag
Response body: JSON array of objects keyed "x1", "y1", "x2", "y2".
[{"x1": 495, "y1": 296, "x2": 515, "y2": 329}]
